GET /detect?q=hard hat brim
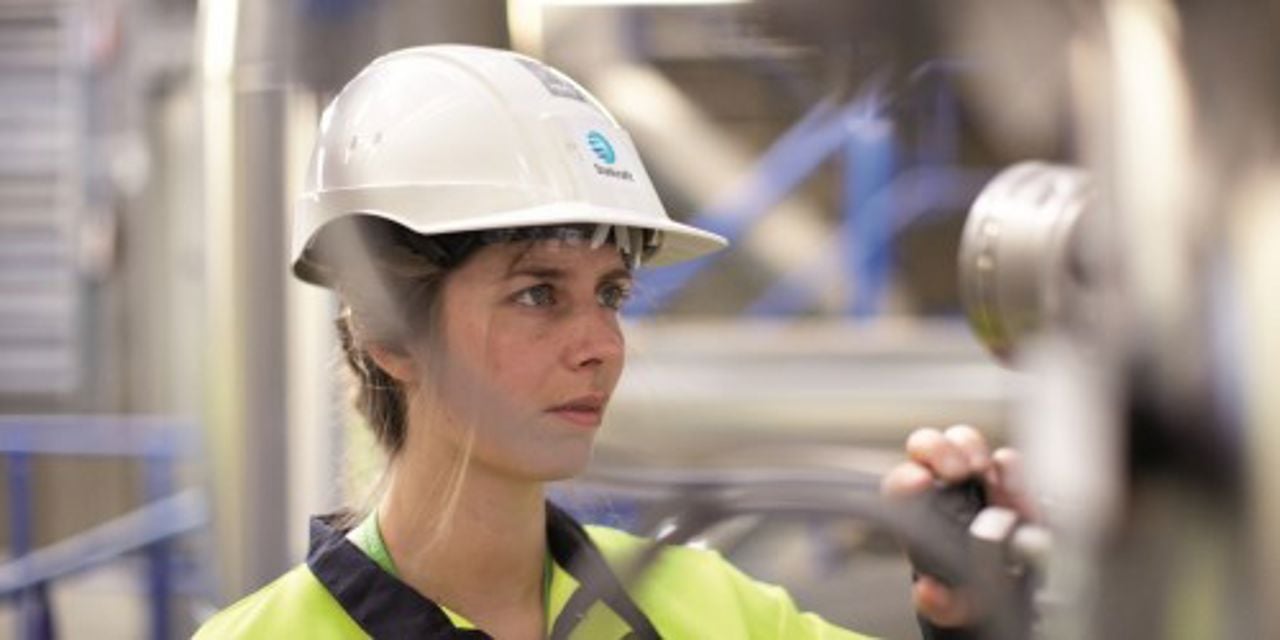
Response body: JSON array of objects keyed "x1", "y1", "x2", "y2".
[{"x1": 292, "y1": 199, "x2": 728, "y2": 286}]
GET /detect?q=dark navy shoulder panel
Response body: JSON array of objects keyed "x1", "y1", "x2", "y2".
[
  {"x1": 307, "y1": 514, "x2": 490, "y2": 639},
  {"x1": 306, "y1": 504, "x2": 661, "y2": 640}
]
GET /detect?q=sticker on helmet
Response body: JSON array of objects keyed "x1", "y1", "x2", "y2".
[
  {"x1": 559, "y1": 117, "x2": 656, "y2": 213},
  {"x1": 586, "y1": 131, "x2": 616, "y2": 165},
  {"x1": 515, "y1": 58, "x2": 587, "y2": 103},
  {"x1": 583, "y1": 131, "x2": 634, "y2": 182}
]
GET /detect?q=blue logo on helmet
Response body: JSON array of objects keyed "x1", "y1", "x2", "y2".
[{"x1": 586, "y1": 131, "x2": 616, "y2": 165}]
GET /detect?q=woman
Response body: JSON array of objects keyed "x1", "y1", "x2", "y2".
[{"x1": 195, "y1": 45, "x2": 1026, "y2": 639}]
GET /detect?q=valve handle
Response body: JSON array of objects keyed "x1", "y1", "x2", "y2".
[{"x1": 904, "y1": 478, "x2": 987, "y2": 587}]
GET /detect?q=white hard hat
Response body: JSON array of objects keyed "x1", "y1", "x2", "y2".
[{"x1": 292, "y1": 44, "x2": 728, "y2": 286}]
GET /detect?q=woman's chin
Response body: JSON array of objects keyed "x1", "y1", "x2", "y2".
[{"x1": 511, "y1": 444, "x2": 595, "y2": 483}]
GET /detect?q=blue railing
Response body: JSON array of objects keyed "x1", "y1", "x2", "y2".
[
  {"x1": 629, "y1": 59, "x2": 982, "y2": 319},
  {"x1": 0, "y1": 416, "x2": 208, "y2": 640}
]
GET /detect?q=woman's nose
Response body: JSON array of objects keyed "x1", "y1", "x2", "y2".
[{"x1": 565, "y1": 308, "x2": 624, "y2": 370}]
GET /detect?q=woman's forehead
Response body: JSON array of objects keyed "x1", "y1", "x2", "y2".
[{"x1": 485, "y1": 238, "x2": 630, "y2": 277}]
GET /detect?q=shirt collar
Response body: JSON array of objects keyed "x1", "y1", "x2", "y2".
[{"x1": 306, "y1": 502, "x2": 659, "y2": 639}]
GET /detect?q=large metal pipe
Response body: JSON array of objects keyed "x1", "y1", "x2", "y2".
[
  {"x1": 198, "y1": 0, "x2": 293, "y2": 601},
  {"x1": 197, "y1": 0, "x2": 513, "y2": 604},
  {"x1": 953, "y1": 0, "x2": 1280, "y2": 637}
]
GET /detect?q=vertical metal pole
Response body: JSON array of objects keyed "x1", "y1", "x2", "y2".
[
  {"x1": 9, "y1": 452, "x2": 52, "y2": 640},
  {"x1": 915, "y1": 67, "x2": 959, "y2": 213},
  {"x1": 199, "y1": 0, "x2": 293, "y2": 601},
  {"x1": 915, "y1": 66, "x2": 959, "y2": 169},
  {"x1": 931, "y1": 80, "x2": 958, "y2": 165},
  {"x1": 843, "y1": 117, "x2": 896, "y2": 318},
  {"x1": 8, "y1": 453, "x2": 32, "y2": 640},
  {"x1": 144, "y1": 455, "x2": 172, "y2": 640}
]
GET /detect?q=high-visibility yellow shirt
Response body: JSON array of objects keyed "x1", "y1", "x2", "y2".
[{"x1": 194, "y1": 503, "x2": 874, "y2": 639}]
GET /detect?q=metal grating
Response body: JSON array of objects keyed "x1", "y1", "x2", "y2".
[{"x1": 0, "y1": 0, "x2": 82, "y2": 395}]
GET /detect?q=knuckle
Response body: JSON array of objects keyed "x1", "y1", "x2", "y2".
[
  {"x1": 944, "y1": 424, "x2": 984, "y2": 445},
  {"x1": 906, "y1": 428, "x2": 943, "y2": 452},
  {"x1": 993, "y1": 446, "x2": 1021, "y2": 463}
]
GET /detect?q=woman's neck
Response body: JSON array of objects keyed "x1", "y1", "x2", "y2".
[{"x1": 377, "y1": 440, "x2": 548, "y2": 638}]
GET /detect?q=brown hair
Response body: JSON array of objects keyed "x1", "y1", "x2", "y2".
[
  {"x1": 320, "y1": 217, "x2": 465, "y2": 457},
  {"x1": 335, "y1": 309, "x2": 412, "y2": 454}
]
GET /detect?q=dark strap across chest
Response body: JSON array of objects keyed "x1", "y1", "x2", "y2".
[
  {"x1": 306, "y1": 503, "x2": 661, "y2": 639},
  {"x1": 545, "y1": 505, "x2": 659, "y2": 640}
]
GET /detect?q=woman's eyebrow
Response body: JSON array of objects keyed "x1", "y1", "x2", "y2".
[
  {"x1": 598, "y1": 268, "x2": 632, "y2": 284},
  {"x1": 504, "y1": 263, "x2": 631, "y2": 283},
  {"x1": 506, "y1": 266, "x2": 566, "y2": 280}
]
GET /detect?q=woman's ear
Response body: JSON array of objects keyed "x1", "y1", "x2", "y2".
[{"x1": 366, "y1": 342, "x2": 420, "y2": 384}]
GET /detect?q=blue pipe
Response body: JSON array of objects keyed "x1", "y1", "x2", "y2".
[
  {"x1": 0, "y1": 416, "x2": 193, "y2": 458},
  {"x1": 628, "y1": 98, "x2": 852, "y2": 315},
  {"x1": 0, "y1": 490, "x2": 208, "y2": 599},
  {"x1": 144, "y1": 459, "x2": 173, "y2": 640},
  {"x1": 629, "y1": 61, "x2": 980, "y2": 317},
  {"x1": 8, "y1": 453, "x2": 32, "y2": 566},
  {"x1": 8, "y1": 453, "x2": 33, "y2": 639},
  {"x1": 0, "y1": 417, "x2": 196, "y2": 638},
  {"x1": 843, "y1": 114, "x2": 897, "y2": 318},
  {"x1": 746, "y1": 167, "x2": 995, "y2": 316}
]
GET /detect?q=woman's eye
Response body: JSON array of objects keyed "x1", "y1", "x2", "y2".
[
  {"x1": 514, "y1": 284, "x2": 556, "y2": 307},
  {"x1": 597, "y1": 283, "x2": 632, "y2": 310}
]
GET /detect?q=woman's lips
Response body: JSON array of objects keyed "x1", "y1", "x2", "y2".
[{"x1": 547, "y1": 396, "x2": 606, "y2": 427}]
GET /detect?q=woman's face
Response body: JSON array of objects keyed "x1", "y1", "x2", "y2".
[{"x1": 416, "y1": 238, "x2": 631, "y2": 481}]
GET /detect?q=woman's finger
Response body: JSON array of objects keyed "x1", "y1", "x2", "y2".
[
  {"x1": 992, "y1": 447, "x2": 1023, "y2": 493},
  {"x1": 991, "y1": 447, "x2": 1038, "y2": 518},
  {"x1": 880, "y1": 461, "x2": 935, "y2": 499},
  {"x1": 912, "y1": 576, "x2": 975, "y2": 628},
  {"x1": 905, "y1": 428, "x2": 970, "y2": 482},
  {"x1": 942, "y1": 424, "x2": 991, "y2": 474}
]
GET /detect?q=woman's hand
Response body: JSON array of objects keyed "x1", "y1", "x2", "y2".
[{"x1": 880, "y1": 425, "x2": 1035, "y2": 628}]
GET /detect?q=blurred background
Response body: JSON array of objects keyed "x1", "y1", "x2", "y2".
[{"x1": 2, "y1": 0, "x2": 1278, "y2": 638}]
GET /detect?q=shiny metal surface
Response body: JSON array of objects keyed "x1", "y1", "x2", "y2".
[
  {"x1": 958, "y1": 162, "x2": 1094, "y2": 364},
  {"x1": 602, "y1": 319, "x2": 1014, "y2": 462},
  {"x1": 199, "y1": 0, "x2": 294, "y2": 601},
  {"x1": 587, "y1": 318, "x2": 1015, "y2": 634}
]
